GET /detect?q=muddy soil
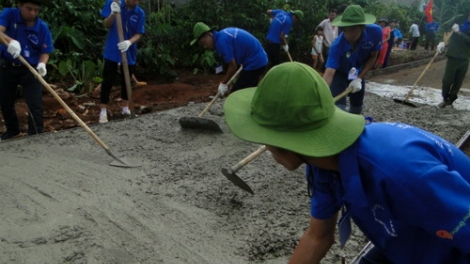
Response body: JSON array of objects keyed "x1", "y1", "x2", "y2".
[{"x1": 0, "y1": 55, "x2": 469, "y2": 264}]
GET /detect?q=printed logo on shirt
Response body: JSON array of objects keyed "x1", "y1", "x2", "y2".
[
  {"x1": 436, "y1": 206, "x2": 470, "y2": 240},
  {"x1": 130, "y1": 15, "x2": 138, "y2": 22},
  {"x1": 362, "y1": 41, "x2": 374, "y2": 50},
  {"x1": 372, "y1": 203, "x2": 397, "y2": 237},
  {"x1": 28, "y1": 34, "x2": 38, "y2": 45}
]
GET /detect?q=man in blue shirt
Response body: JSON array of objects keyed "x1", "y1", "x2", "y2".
[
  {"x1": 425, "y1": 20, "x2": 439, "y2": 51},
  {"x1": 191, "y1": 22, "x2": 268, "y2": 96},
  {"x1": 98, "y1": 0, "x2": 145, "y2": 123},
  {"x1": 323, "y1": 5, "x2": 382, "y2": 114},
  {"x1": 265, "y1": 9, "x2": 303, "y2": 66},
  {"x1": 223, "y1": 61, "x2": 470, "y2": 264},
  {"x1": 0, "y1": 0, "x2": 54, "y2": 140}
]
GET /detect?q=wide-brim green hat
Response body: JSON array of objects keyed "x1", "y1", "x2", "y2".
[
  {"x1": 292, "y1": 10, "x2": 304, "y2": 21},
  {"x1": 331, "y1": 5, "x2": 376, "y2": 27},
  {"x1": 190, "y1": 22, "x2": 212, "y2": 46},
  {"x1": 224, "y1": 62, "x2": 365, "y2": 157}
]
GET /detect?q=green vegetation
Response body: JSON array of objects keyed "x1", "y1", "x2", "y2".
[{"x1": 0, "y1": 0, "x2": 469, "y2": 94}]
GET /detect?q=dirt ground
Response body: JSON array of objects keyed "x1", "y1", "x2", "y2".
[{"x1": 0, "y1": 53, "x2": 469, "y2": 264}]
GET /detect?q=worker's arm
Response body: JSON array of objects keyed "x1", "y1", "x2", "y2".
[
  {"x1": 358, "y1": 50, "x2": 379, "y2": 79},
  {"x1": 289, "y1": 213, "x2": 338, "y2": 264},
  {"x1": 220, "y1": 59, "x2": 238, "y2": 85},
  {"x1": 323, "y1": 68, "x2": 336, "y2": 86}
]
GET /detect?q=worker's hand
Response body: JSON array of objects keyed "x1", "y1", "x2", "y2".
[
  {"x1": 218, "y1": 83, "x2": 228, "y2": 96},
  {"x1": 117, "y1": 40, "x2": 132, "y2": 52},
  {"x1": 7, "y1": 40, "x2": 21, "y2": 58},
  {"x1": 282, "y1": 44, "x2": 289, "y2": 52},
  {"x1": 452, "y1": 23, "x2": 460, "y2": 32},
  {"x1": 349, "y1": 78, "x2": 362, "y2": 93},
  {"x1": 110, "y1": 2, "x2": 120, "y2": 13},
  {"x1": 36, "y1": 62, "x2": 47, "y2": 77},
  {"x1": 436, "y1": 42, "x2": 445, "y2": 53}
]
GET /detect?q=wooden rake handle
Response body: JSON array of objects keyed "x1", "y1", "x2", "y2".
[
  {"x1": 198, "y1": 65, "x2": 244, "y2": 118},
  {"x1": 230, "y1": 145, "x2": 267, "y2": 173},
  {"x1": 0, "y1": 35, "x2": 113, "y2": 152},
  {"x1": 403, "y1": 50, "x2": 439, "y2": 101},
  {"x1": 113, "y1": 0, "x2": 135, "y2": 117}
]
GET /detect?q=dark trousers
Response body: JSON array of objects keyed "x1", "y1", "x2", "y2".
[
  {"x1": 100, "y1": 59, "x2": 135, "y2": 104},
  {"x1": 265, "y1": 42, "x2": 281, "y2": 67},
  {"x1": 425, "y1": 32, "x2": 436, "y2": 50},
  {"x1": 231, "y1": 66, "x2": 266, "y2": 94},
  {"x1": 330, "y1": 71, "x2": 365, "y2": 114},
  {"x1": 442, "y1": 57, "x2": 470, "y2": 102},
  {"x1": 410, "y1": 37, "x2": 419, "y2": 50},
  {"x1": 0, "y1": 63, "x2": 43, "y2": 135}
]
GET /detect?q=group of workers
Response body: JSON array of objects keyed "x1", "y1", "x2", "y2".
[{"x1": 0, "y1": 1, "x2": 469, "y2": 263}]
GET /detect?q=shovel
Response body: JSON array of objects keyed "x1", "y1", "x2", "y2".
[
  {"x1": 0, "y1": 36, "x2": 140, "y2": 168},
  {"x1": 222, "y1": 86, "x2": 355, "y2": 194},
  {"x1": 114, "y1": 0, "x2": 136, "y2": 118},
  {"x1": 179, "y1": 66, "x2": 243, "y2": 132}
]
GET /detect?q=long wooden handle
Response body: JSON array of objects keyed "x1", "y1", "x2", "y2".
[
  {"x1": 113, "y1": 0, "x2": 135, "y2": 117},
  {"x1": 403, "y1": 50, "x2": 439, "y2": 101},
  {"x1": 230, "y1": 145, "x2": 267, "y2": 173},
  {"x1": 0, "y1": 35, "x2": 112, "y2": 151},
  {"x1": 198, "y1": 65, "x2": 244, "y2": 118}
]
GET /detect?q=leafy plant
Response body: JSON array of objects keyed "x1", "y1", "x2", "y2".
[
  {"x1": 191, "y1": 50, "x2": 217, "y2": 75},
  {"x1": 57, "y1": 57, "x2": 102, "y2": 94}
]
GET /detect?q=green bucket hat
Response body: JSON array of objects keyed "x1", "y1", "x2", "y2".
[
  {"x1": 190, "y1": 22, "x2": 212, "y2": 46},
  {"x1": 224, "y1": 62, "x2": 365, "y2": 157},
  {"x1": 331, "y1": 5, "x2": 376, "y2": 27},
  {"x1": 292, "y1": 10, "x2": 304, "y2": 21}
]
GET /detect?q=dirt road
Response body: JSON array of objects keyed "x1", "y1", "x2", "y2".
[{"x1": 0, "y1": 60, "x2": 469, "y2": 264}]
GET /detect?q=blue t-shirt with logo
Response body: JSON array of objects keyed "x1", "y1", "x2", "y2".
[
  {"x1": 326, "y1": 24, "x2": 382, "y2": 75},
  {"x1": 266, "y1": 10, "x2": 293, "y2": 44},
  {"x1": 0, "y1": 8, "x2": 54, "y2": 66},
  {"x1": 307, "y1": 122, "x2": 470, "y2": 263},
  {"x1": 213, "y1": 28, "x2": 267, "y2": 70},
  {"x1": 101, "y1": 0, "x2": 145, "y2": 65},
  {"x1": 425, "y1": 22, "x2": 439, "y2": 33}
]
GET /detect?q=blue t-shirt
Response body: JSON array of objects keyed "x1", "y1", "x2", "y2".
[
  {"x1": 266, "y1": 10, "x2": 293, "y2": 44},
  {"x1": 101, "y1": 0, "x2": 145, "y2": 65},
  {"x1": 461, "y1": 21, "x2": 470, "y2": 34},
  {"x1": 213, "y1": 28, "x2": 268, "y2": 70},
  {"x1": 425, "y1": 22, "x2": 439, "y2": 33},
  {"x1": 326, "y1": 24, "x2": 382, "y2": 75},
  {"x1": 394, "y1": 28, "x2": 403, "y2": 39},
  {"x1": 0, "y1": 8, "x2": 54, "y2": 66},
  {"x1": 307, "y1": 122, "x2": 470, "y2": 263}
]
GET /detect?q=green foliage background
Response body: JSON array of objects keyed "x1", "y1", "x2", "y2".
[{"x1": 1, "y1": 0, "x2": 469, "y2": 90}]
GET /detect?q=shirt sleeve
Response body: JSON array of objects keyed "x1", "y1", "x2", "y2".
[{"x1": 307, "y1": 165, "x2": 342, "y2": 219}]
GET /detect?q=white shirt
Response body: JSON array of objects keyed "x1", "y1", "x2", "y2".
[
  {"x1": 318, "y1": 18, "x2": 338, "y2": 47},
  {"x1": 409, "y1": 23, "x2": 420, "y2": 37},
  {"x1": 311, "y1": 35, "x2": 323, "y2": 55}
]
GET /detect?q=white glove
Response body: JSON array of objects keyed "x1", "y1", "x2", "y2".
[
  {"x1": 452, "y1": 23, "x2": 460, "y2": 33},
  {"x1": 117, "y1": 40, "x2": 132, "y2": 52},
  {"x1": 282, "y1": 44, "x2": 289, "y2": 52},
  {"x1": 218, "y1": 83, "x2": 228, "y2": 96},
  {"x1": 7, "y1": 40, "x2": 21, "y2": 58},
  {"x1": 349, "y1": 78, "x2": 362, "y2": 93},
  {"x1": 36, "y1": 62, "x2": 47, "y2": 77},
  {"x1": 436, "y1": 42, "x2": 445, "y2": 54},
  {"x1": 110, "y1": 2, "x2": 120, "y2": 13}
]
